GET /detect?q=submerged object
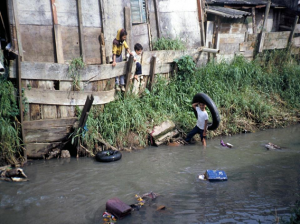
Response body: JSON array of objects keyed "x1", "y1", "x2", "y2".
[
  {"x1": 204, "y1": 170, "x2": 227, "y2": 181},
  {"x1": 265, "y1": 142, "x2": 281, "y2": 150},
  {"x1": 192, "y1": 93, "x2": 220, "y2": 130},
  {"x1": 226, "y1": 143, "x2": 233, "y2": 148},
  {"x1": 106, "y1": 198, "x2": 132, "y2": 219},
  {"x1": 0, "y1": 168, "x2": 28, "y2": 182},
  {"x1": 95, "y1": 150, "x2": 122, "y2": 162}
]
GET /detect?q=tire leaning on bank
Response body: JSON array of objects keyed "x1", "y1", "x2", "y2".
[
  {"x1": 95, "y1": 150, "x2": 122, "y2": 162},
  {"x1": 192, "y1": 93, "x2": 220, "y2": 130}
]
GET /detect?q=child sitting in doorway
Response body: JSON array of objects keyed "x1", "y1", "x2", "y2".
[
  {"x1": 131, "y1": 43, "x2": 143, "y2": 94},
  {"x1": 185, "y1": 102, "x2": 208, "y2": 146}
]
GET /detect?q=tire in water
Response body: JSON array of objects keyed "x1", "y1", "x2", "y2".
[
  {"x1": 95, "y1": 150, "x2": 122, "y2": 162},
  {"x1": 192, "y1": 93, "x2": 220, "y2": 130}
]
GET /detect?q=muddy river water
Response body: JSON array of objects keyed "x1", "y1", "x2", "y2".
[{"x1": 1, "y1": 124, "x2": 300, "y2": 224}]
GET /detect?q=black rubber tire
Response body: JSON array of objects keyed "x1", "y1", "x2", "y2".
[
  {"x1": 95, "y1": 150, "x2": 122, "y2": 162},
  {"x1": 192, "y1": 93, "x2": 220, "y2": 130}
]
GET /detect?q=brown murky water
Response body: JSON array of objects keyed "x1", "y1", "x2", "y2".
[{"x1": 1, "y1": 124, "x2": 300, "y2": 224}]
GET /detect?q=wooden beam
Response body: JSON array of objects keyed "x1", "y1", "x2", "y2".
[
  {"x1": 50, "y1": 0, "x2": 58, "y2": 25},
  {"x1": 54, "y1": 24, "x2": 64, "y2": 63},
  {"x1": 258, "y1": 1, "x2": 271, "y2": 53},
  {"x1": 124, "y1": 7, "x2": 132, "y2": 50},
  {"x1": 153, "y1": 0, "x2": 161, "y2": 38},
  {"x1": 145, "y1": 0, "x2": 153, "y2": 50},
  {"x1": 252, "y1": 7, "x2": 256, "y2": 35},
  {"x1": 16, "y1": 55, "x2": 26, "y2": 161},
  {"x1": 288, "y1": 16, "x2": 299, "y2": 46},
  {"x1": 25, "y1": 127, "x2": 72, "y2": 143},
  {"x1": 78, "y1": 95, "x2": 94, "y2": 128},
  {"x1": 10, "y1": 61, "x2": 128, "y2": 81},
  {"x1": 23, "y1": 118, "x2": 77, "y2": 130},
  {"x1": 197, "y1": 0, "x2": 206, "y2": 46},
  {"x1": 77, "y1": 0, "x2": 86, "y2": 62},
  {"x1": 148, "y1": 56, "x2": 156, "y2": 92},
  {"x1": 125, "y1": 55, "x2": 134, "y2": 94},
  {"x1": 24, "y1": 88, "x2": 115, "y2": 106},
  {"x1": 12, "y1": 0, "x2": 23, "y2": 60}
]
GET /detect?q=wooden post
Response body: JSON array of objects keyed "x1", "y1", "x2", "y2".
[
  {"x1": 12, "y1": 0, "x2": 23, "y2": 61},
  {"x1": 252, "y1": 7, "x2": 256, "y2": 35},
  {"x1": 16, "y1": 56, "x2": 26, "y2": 161},
  {"x1": 100, "y1": 32, "x2": 106, "y2": 64},
  {"x1": 153, "y1": 0, "x2": 161, "y2": 39},
  {"x1": 51, "y1": 0, "x2": 64, "y2": 63},
  {"x1": 197, "y1": 0, "x2": 206, "y2": 46},
  {"x1": 125, "y1": 55, "x2": 134, "y2": 94},
  {"x1": 288, "y1": 16, "x2": 299, "y2": 46},
  {"x1": 77, "y1": 0, "x2": 86, "y2": 62},
  {"x1": 258, "y1": 1, "x2": 271, "y2": 53},
  {"x1": 145, "y1": 0, "x2": 153, "y2": 50},
  {"x1": 148, "y1": 56, "x2": 156, "y2": 92},
  {"x1": 124, "y1": 7, "x2": 132, "y2": 50},
  {"x1": 78, "y1": 95, "x2": 94, "y2": 128}
]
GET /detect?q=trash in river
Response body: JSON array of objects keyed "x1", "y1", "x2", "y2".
[
  {"x1": 198, "y1": 174, "x2": 206, "y2": 180},
  {"x1": 156, "y1": 205, "x2": 166, "y2": 211},
  {"x1": 198, "y1": 170, "x2": 227, "y2": 181},
  {"x1": 264, "y1": 142, "x2": 281, "y2": 150},
  {"x1": 142, "y1": 191, "x2": 159, "y2": 200},
  {"x1": 102, "y1": 211, "x2": 117, "y2": 223},
  {"x1": 226, "y1": 143, "x2": 233, "y2": 148},
  {"x1": 106, "y1": 198, "x2": 131, "y2": 219},
  {"x1": 0, "y1": 167, "x2": 28, "y2": 182},
  {"x1": 220, "y1": 140, "x2": 233, "y2": 148}
]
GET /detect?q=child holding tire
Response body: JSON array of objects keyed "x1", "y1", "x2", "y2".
[{"x1": 185, "y1": 102, "x2": 208, "y2": 146}]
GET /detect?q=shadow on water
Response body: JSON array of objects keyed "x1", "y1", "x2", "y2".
[{"x1": 1, "y1": 124, "x2": 300, "y2": 224}]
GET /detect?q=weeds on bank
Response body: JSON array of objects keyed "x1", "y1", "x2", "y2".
[
  {"x1": 68, "y1": 56, "x2": 85, "y2": 91},
  {"x1": 152, "y1": 37, "x2": 186, "y2": 50},
  {"x1": 0, "y1": 63, "x2": 23, "y2": 165},
  {"x1": 81, "y1": 49, "x2": 300, "y2": 150}
]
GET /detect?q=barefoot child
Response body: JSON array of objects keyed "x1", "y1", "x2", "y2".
[
  {"x1": 112, "y1": 29, "x2": 132, "y2": 91},
  {"x1": 185, "y1": 102, "x2": 208, "y2": 146}
]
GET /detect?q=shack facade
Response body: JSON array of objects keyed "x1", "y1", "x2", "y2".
[{"x1": 1, "y1": 0, "x2": 300, "y2": 158}]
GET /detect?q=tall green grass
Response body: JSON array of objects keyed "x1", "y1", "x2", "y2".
[
  {"x1": 82, "y1": 50, "x2": 300, "y2": 150},
  {"x1": 152, "y1": 37, "x2": 186, "y2": 50}
]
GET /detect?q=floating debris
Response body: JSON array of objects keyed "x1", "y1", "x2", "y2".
[
  {"x1": 0, "y1": 168, "x2": 28, "y2": 182},
  {"x1": 220, "y1": 140, "x2": 233, "y2": 148},
  {"x1": 199, "y1": 170, "x2": 227, "y2": 181},
  {"x1": 265, "y1": 142, "x2": 281, "y2": 150}
]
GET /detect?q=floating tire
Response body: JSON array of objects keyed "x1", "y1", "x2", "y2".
[
  {"x1": 192, "y1": 93, "x2": 220, "y2": 130},
  {"x1": 95, "y1": 150, "x2": 122, "y2": 162}
]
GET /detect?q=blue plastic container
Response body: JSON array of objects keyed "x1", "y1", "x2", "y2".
[{"x1": 205, "y1": 170, "x2": 227, "y2": 181}]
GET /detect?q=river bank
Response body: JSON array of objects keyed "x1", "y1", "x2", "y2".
[
  {"x1": 1, "y1": 51, "x2": 300, "y2": 164},
  {"x1": 82, "y1": 51, "x2": 300, "y2": 152}
]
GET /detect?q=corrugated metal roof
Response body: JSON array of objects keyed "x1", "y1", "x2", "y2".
[
  {"x1": 206, "y1": 6, "x2": 252, "y2": 18},
  {"x1": 206, "y1": 0, "x2": 281, "y2": 7}
]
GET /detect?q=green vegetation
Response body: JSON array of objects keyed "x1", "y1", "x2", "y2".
[
  {"x1": 152, "y1": 37, "x2": 186, "y2": 50},
  {"x1": 81, "y1": 50, "x2": 300, "y2": 150},
  {"x1": 68, "y1": 56, "x2": 85, "y2": 90},
  {"x1": 0, "y1": 54, "x2": 23, "y2": 165}
]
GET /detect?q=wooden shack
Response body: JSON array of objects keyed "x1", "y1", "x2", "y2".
[{"x1": 0, "y1": 0, "x2": 300, "y2": 158}]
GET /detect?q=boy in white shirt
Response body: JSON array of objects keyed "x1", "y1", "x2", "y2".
[
  {"x1": 131, "y1": 43, "x2": 143, "y2": 94},
  {"x1": 185, "y1": 102, "x2": 208, "y2": 146}
]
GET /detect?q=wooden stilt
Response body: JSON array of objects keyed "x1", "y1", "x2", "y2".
[
  {"x1": 258, "y1": 1, "x2": 271, "y2": 53},
  {"x1": 153, "y1": 0, "x2": 161, "y2": 39},
  {"x1": 148, "y1": 56, "x2": 156, "y2": 92},
  {"x1": 77, "y1": 0, "x2": 86, "y2": 62},
  {"x1": 125, "y1": 55, "x2": 134, "y2": 95}
]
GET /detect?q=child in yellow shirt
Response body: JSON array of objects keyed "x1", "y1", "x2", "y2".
[{"x1": 112, "y1": 29, "x2": 132, "y2": 91}]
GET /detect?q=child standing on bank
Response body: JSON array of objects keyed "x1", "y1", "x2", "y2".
[
  {"x1": 185, "y1": 102, "x2": 208, "y2": 146},
  {"x1": 131, "y1": 43, "x2": 143, "y2": 94},
  {"x1": 112, "y1": 29, "x2": 132, "y2": 91}
]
